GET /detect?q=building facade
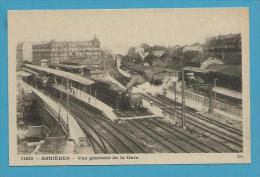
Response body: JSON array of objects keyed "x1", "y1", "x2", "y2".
[
  {"x1": 32, "y1": 42, "x2": 52, "y2": 65},
  {"x1": 16, "y1": 42, "x2": 33, "y2": 62},
  {"x1": 32, "y1": 36, "x2": 101, "y2": 65},
  {"x1": 204, "y1": 33, "x2": 241, "y2": 64}
]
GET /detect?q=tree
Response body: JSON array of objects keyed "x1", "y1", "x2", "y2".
[
  {"x1": 127, "y1": 47, "x2": 136, "y2": 58},
  {"x1": 141, "y1": 43, "x2": 150, "y2": 52},
  {"x1": 144, "y1": 53, "x2": 156, "y2": 65}
]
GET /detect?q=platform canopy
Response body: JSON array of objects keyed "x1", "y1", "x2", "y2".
[
  {"x1": 50, "y1": 63, "x2": 87, "y2": 70},
  {"x1": 24, "y1": 64, "x2": 95, "y2": 85},
  {"x1": 213, "y1": 86, "x2": 242, "y2": 100},
  {"x1": 183, "y1": 66, "x2": 209, "y2": 74},
  {"x1": 23, "y1": 68, "x2": 39, "y2": 75},
  {"x1": 17, "y1": 71, "x2": 32, "y2": 77}
]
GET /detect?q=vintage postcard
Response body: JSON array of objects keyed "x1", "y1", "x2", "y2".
[{"x1": 8, "y1": 8, "x2": 250, "y2": 166}]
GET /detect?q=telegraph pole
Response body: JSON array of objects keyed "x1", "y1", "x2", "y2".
[
  {"x1": 181, "y1": 68, "x2": 186, "y2": 129},
  {"x1": 57, "y1": 78, "x2": 64, "y2": 135},
  {"x1": 214, "y1": 78, "x2": 217, "y2": 100},
  {"x1": 180, "y1": 54, "x2": 186, "y2": 130},
  {"x1": 174, "y1": 81, "x2": 177, "y2": 122},
  {"x1": 208, "y1": 81, "x2": 214, "y2": 113},
  {"x1": 162, "y1": 87, "x2": 167, "y2": 116},
  {"x1": 66, "y1": 78, "x2": 70, "y2": 138},
  {"x1": 116, "y1": 100, "x2": 119, "y2": 121},
  {"x1": 103, "y1": 54, "x2": 106, "y2": 78},
  {"x1": 90, "y1": 84, "x2": 92, "y2": 96},
  {"x1": 94, "y1": 91, "x2": 97, "y2": 104}
]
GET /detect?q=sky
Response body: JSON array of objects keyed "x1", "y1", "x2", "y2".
[{"x1": 8, "y1": 8, "x2": 248, "y2": 55}]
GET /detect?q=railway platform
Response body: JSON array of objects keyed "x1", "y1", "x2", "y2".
[
  {"x1": 118, "y1": 115, "x2": 160, "y2": 120},
  {"x1": 213, "y1": 86, "x2": 242, "y2": 100},
  {"x1": 52, "y1": 84, "x2": 118, "y2": 121}
]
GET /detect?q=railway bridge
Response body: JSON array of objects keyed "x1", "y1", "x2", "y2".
[{"x1": 20, "y1": 80, "x2": 86, "y2": 145}]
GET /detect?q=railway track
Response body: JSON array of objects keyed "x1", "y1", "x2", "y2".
[
  {"x1": 128, "y1": 119, "x2": 186, "y2": 153},
  {"x1": 130, "y1": 110, "x2": 233, "y2": 153},
  {"x1": 129, "y1": 109, "x2": 221, "y2": 152},
  {"x1": 116, "y1": 108, "x2": 237, "y2": 153},
  {"x1": 70, "y1": 101, "x2": 148, "y2": 153},
  {"x1": 150, "y1": 119, "x2": 222, "y2": 153},
  {"x1": 47, "y1": 89, "x2": 117, "y2": 153},
  {"x1": 74, "y1": 117, "x2": 110, "y2": 154},
  {"x1": 152, "y1": 118, "x2": 238, "y2": 152},
  {"x1": 135, "y1": 119, "x2": 203, "y2": 153},
  {"x1": 121, "y1": 111, "x2": 207, "y2": 153},
  {"x1": 39, "y1": 88, "x2": 114, "y2": 154},
  {"x1": 49, "y1": 88, "x2": 148, "y2": 154},
  {"x1": 143, "y1": 93, "x2": 242, "y2": 152},
  {"x1": 118, "y1": 111, "x2": 177, "y2": 153},
  {"x1": 36, "y1": 84, "x2": 241, "y2": 153},
  {"x1": 127, "y1": 111, "x2": 205, "y2": 152},
  {"x1": 69, "y1": 104, "x2": 131, "y2": 153},
  {"x1": 156, "y1": 94, "x2": 243, "y2": 136},
  {"x1": 151, "y1": 94, "x2": 243, "y2": 144}
]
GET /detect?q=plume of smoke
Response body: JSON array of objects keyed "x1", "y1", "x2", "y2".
[{"x1": 127, "y1": 75, "x2": 145, "y2": 89}]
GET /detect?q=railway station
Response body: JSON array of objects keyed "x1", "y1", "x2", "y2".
[
  {"x1": 15, "y1": 32, "x2": 243, "y2": 155},
  {"x1": 16, "y1": 61, "x2": 243, "y2": 154}
]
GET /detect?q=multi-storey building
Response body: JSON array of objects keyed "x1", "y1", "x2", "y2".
[
  {"x1": 16, "y1": 42, "x2": 33, "y2": 62},
  {"x1": 204, "y1": 33, "x2": 241, "y2": 64},
  {"x1": 16, "y1": 42, "x2": 33, "y2": 69},
  {"x1": 32, "y1": 42, "x2": 51, "y2": 65},
  {"x1": 32, "y1": 36, "x2": 101, "y2": 65}
]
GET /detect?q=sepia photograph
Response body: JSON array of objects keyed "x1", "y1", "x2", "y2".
[{"x1": 8, "y1": 8, "x2": 250, "y2": 165}]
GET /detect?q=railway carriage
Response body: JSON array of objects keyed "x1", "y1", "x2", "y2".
[{"x1": 90, "y1": 81, "x2": 131, "y2": 110}]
